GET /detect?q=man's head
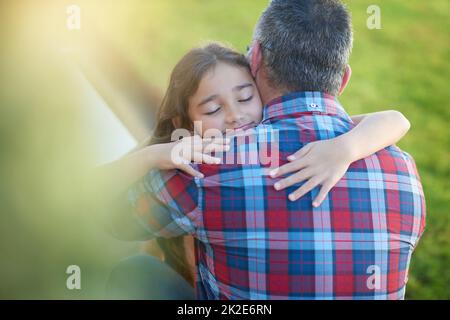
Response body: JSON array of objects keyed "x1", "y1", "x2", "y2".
[{"x1": 248, "y1": 0, "x2": 353, "y2": 104}]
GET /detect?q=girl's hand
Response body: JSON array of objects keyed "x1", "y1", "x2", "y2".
[
  {"x1": 150, "y1": 136, "x2": 230, "y2": 178},
  {"x1": 269, "y1": 138, "x2": 353, "y2": 207}
]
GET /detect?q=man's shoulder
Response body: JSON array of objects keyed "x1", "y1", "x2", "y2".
[
  {"x1": 135, "y1": 167, "x2": 199, "y2": 215},
  {"x1": 349, "y1": 144, "x2": 422, "y2": 184}
]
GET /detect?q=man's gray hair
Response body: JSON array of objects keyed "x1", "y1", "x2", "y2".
[{"x1": 253, "y1": 0, "x2": 353, "y2": 95}]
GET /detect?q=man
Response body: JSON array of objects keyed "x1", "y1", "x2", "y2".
[{"x1": 111, "y1": 0, "x2": 425, "y2": 299}]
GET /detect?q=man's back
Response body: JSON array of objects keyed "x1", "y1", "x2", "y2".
[{"x1": 193, "y1": 92, "x2": 426, "y2": 299}]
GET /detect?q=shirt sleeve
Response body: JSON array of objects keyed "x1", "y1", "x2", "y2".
[{"x1": 126, "y1": 168, "x2": 199, "y2": 238}]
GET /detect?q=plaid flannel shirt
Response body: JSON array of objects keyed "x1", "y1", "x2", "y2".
[{"x1": 127, "y1": 91, "x2": 426, "y2": 300}]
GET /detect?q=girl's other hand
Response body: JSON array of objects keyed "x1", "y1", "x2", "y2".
[
  {"x1": 151, "y1": 136, "x2": 230, "y2": 178},
  {"x1": 269, "y1": 138, "x2": 353, "y2": 207}
]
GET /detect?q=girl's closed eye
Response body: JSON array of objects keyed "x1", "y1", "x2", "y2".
[
  {"x1": 238, "y1": 95, "x2": 253, "y2": 103},
  {"x1": 237, "y1": 86, "x2": 254, "y2": 103},
  {"x1": 204, "y1": 106, "x2": 221, "y2": 115}
]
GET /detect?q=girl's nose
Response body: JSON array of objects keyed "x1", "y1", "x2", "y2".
[{"x1": 225, "y1": 104, "x2": 243, "y2": 124}]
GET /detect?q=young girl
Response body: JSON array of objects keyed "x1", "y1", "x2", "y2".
[{"x1": 103, "y1": 43, "x2": 410, "y2": 294}]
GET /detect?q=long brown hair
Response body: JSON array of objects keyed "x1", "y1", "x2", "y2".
[{"x1": 148, "y1": 43, "x2": 250, "y2": 286}]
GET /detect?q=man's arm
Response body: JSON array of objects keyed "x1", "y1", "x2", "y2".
[{"x1": 104, "y1": 168, "x2": 199, "y2": 241}]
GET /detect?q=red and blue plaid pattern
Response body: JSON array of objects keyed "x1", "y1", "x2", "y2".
[{"x1": 128, "y1": 92, "x2": 426, "y2": 300}]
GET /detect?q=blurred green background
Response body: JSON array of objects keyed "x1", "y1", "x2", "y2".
[{"x1": 0, "y1": 0, "x2": 448, "y2": 299}]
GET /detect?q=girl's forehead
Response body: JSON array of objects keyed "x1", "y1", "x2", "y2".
[
  {"x1": 206, "y1": 62, "x2": 250, "y2": 79},
  {"x1": 188, "y1": 63, "x2": 254, "y2": 109},
  {"x1": 199, "y1": 64, "x2": 253, "y2": 91}
]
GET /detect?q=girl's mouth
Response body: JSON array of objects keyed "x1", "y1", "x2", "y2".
[{"x1": 233, "y1": 122, "x2": 255, "y2": 131}]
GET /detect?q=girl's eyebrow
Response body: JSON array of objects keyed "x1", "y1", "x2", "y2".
[
  {"x1": 197, "y1": 83, "x2": 253, "y2": 107},
  {"x1": 233, "y1": 83, "x2": 253, "y2": 92},
  {"x1": 197, "y1": 94, "x2": 219, "y2": 107}
]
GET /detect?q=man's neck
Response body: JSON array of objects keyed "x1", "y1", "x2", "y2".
[
  {"x1": 255, "y1": 67, "x2": 285, "y2": 106},
  {"x1": 257, "y1": 80, "x2": 284, "y2": 106},
  {"x1": 260, "y1": 86, "x2": 339, "y2": 107},
  {"x1": 261, "y1": 91, "x2": 283, "y2": 107}
]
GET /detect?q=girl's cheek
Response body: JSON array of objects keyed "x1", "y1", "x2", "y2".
[
  {"x1": 252, "y1": 103, "x2": 263, "y2": 122},
  {"x1": 199, "y1": 118, "x2": 222, "y2": 136}
]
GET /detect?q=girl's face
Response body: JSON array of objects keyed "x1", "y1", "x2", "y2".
[{"x1": 187, "y1": 62, "x2": 263, "y2": 136}]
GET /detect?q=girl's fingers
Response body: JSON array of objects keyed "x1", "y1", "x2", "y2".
[
  {"x1": 270, "y1": 158, "x2": 308, "y2": 178},
  {"x1": 171, "y1": 148, "x2": 189, "y2": 166},
  {"x1": 312, "y1": 180, "x2": 334, "y2": 207},
  {"x1": 178, "y1": 164, "x2": 204, "y2": 178},
  {"x1": 188, "y1": 137, "x2": 230, "y2": 152},
  {"x1": 203, "y1": 143, "x2": 231, "y2": 154},
  {"x1": 192, "y1": 152, "x2": 221, "y2": 164},
  {"x1": 184, "y1": 136, "x2": 230, "y2": 145},
  {"x1": 287, "y1": 143, "x2": 313, "y2": 161},
  {"x1": 201, "y1": 138, "x2": 230, "y2": 153},
  {"x1": 274, "y1": 169, "x2": 312, "y2": 190},
  {"x1": 288, "y1": 177, "x2": 321, "y2": 202},
  {"x1": 201, "y1": 137, "x2": 231, "y2": 145}
]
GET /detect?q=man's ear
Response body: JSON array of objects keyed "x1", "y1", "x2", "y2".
[
  {"x1": 250, "y1": 41, "x2": 263, "y2": 78},
  {"x1": 338, "y1": 65, "x2": 352, "y2": 96}
]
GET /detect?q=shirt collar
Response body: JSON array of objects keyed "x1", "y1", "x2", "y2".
[{"x1": 262, "y1": 91, "x2": 347, "y2": 122}]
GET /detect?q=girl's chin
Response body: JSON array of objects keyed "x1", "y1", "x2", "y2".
[
  {"x1": 199, "y1": 124, "x2": 258, "y2": 137},
  {"x1": 221, "y1": 124, "x2": 258, "y2": 136}
]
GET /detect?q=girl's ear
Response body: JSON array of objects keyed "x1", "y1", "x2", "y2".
[
  {"x1": 172, "y1": 117, "x2": 182, "y2": 129},
  {"x1": 172, "y1": 116, "x2": 195, "y2": 134}
]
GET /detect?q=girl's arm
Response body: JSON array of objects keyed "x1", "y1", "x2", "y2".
[
  {"x1": 95, "y1": 135, "x2": 229, "y2": 240},
  {"x1": 347, "y1": 110, "x2": 410, "y2": 160},
  {"x1": 269, "y1": 110, "x2": 410, "y2": 206},
  {"x1": 95, "y1": 136, "x2": 229, "y2": 198}
]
